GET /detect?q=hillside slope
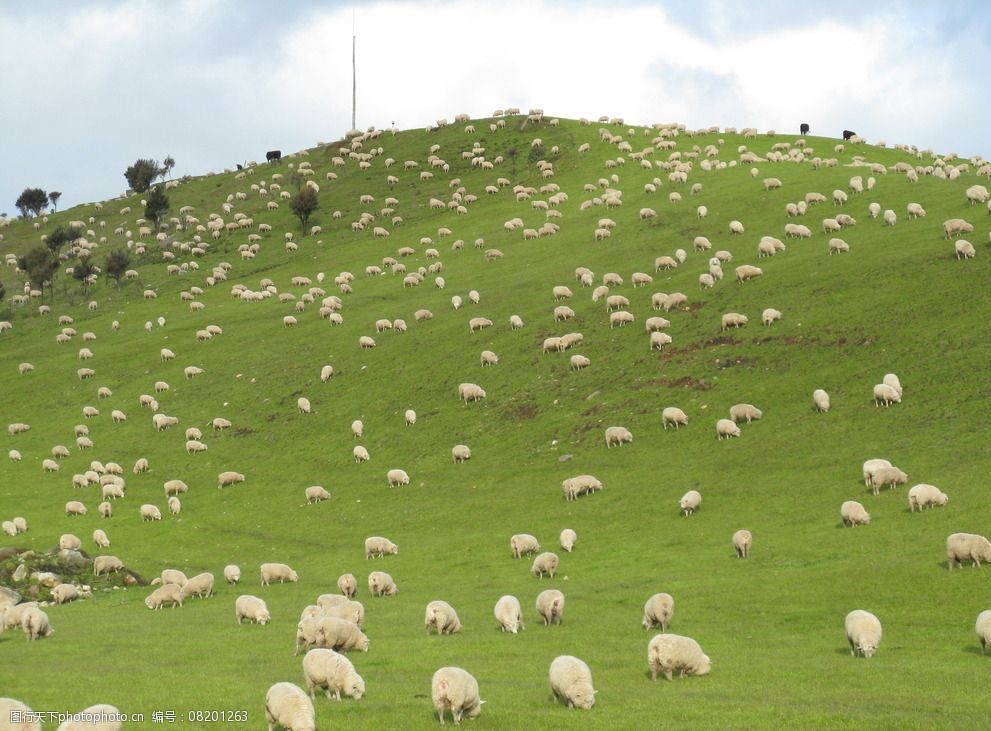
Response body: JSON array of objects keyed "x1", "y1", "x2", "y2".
[{"x1": 1, "y1": 115, "x2": 990, "y2": 730}]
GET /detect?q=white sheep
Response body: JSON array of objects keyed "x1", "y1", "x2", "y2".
[
  {"x1": 180, "y1": 572, "x2": 215, "y2": 599},
  {"x1": 21, "y1": 606, "x2": 54, "y2": 640},
  {"x1": 144, "y1": 584, "x2": 183, "y2": 609},
  {"x1": 561, "y1": 474, "x2": 602, "y2": 501},
  {"x1": 139, "y1": 504, "x2": 162, "y2": 521},
  {"x1": 536, "y1": 589, "x2": 565, "y2": 626},
  {"x1": 679, "y1": 490, "x2": 702, "y2": 516},
  {"x1": 549, "y1": 655, "x2": 596, "y2": 709},
  {"x1": 425, "y1": 600, "x2": 463, "y2": 635},
  {"x1": 907, "y1": 483, "x2": 948, "y2": 512},
  {"x1": 662, "y1": 407, "x2": 689, "y2": 430},
  {"x1": 364, "y1": 536, "x2": 398, "y2": 559},
  {"x1": 353, "y1": 446, "x2": 370, "y2": 463},
  {"x1": 721, "y1": 313, "x2": 748, "y2": 331},
  {"x1": 302, "y1": 648, "x2": 365, "y2": 701},
  {"x1": 813, "y1": 389, "x2": 831, "y2": 413},
  {"x1": 431, "y1": 667, "x2": 484, "y2": 725},
  {"x1": 845, "y1": 610, "x2": 882, "y2": 658},
  {"x1": 642, "y1": 592, "x2": 675, "y2": 631},
  {"x1": 368, "y1": 570, "x2": 397, "y2": 596},
  {"x1": 494, "y1": 595, "x2": 524, "y2": 633},
  {"x1": 352, "y1": 420, "x2": 364, "y2": 438},
  {"x1": 873, "y1": 383, "x2": 901, "y2": 407},
  {"x1": 943, "y1": 218, "x2": 974, "y2": 239},
  {"x1": 305, "y1": 485, "x2": 331, "y2": 504},
  {"x1": 387, "y1": 468, "x2": 410, "y2": 487},
  {"x1": 862, "y1": 459, "x2": 892, "y2": 487},
  {"x1": 841, "y1": 501, "x2": 871, "y2": 527},
  {"x1": 604, "y1": 425, "x2": 633, "y2": 447},
  {"x1": 732, "y1": 529, "x2": 752, "y2": 558},
  {"x1": 224, "y1": 565, "x2": 241, "y2": 584},
  {"x1": 458, "y1": 383, "x2": 486, "y2": 402},
  {"x1": 235, "y1": 595, "x2": 270, "y2": 624},
  {"x1": 92, "y1": 528, "x2": 110, "y2": 548},
  {"x1": 560, "y1": 528, "x2": 577, "y2": 553},
  {"x1": 729, "y1": 404, "x2": 763, "y2": 423},
  {"x1": 976, "y1": 610, "x2": 991, "y2": 655},
  {"x1": 218, "y1": 471, "x2": 245, "y2": 488},
  {"x1": 715, "y1": 419, "x2": 741, "y2": 439},
  {"x1": 955, "y1": 239, "x2": 976, "y2": 259},
  {"x1": 0, "y1": 699, "x2": 41, "y2": 731},
  {"x1": 648, "y1": 634, "x2": 712, "y2": 681},
  {"x1": 870, "y1": 466, "x2": 908, "y2": 495},
  {"x1": 532, "y1": 552, "x2": 559, "y2": 578},
  {"x1": 260, "y1": 563, "x2": 299, "y2": 586},
  {"x1": 93, "y1": 555, "x2": 123, "y2": 576},
  {"x1": 946, "y1": 532, "x2": 991, "y2": 569},
  {"x1": 510, "y1": 534, "x2": 540, "y2": 558},
  {"x1": 338, "y1": 573, "x2": 358, "y2": 598},
  {"x1": 264, "y1": 682, "x2": 315, "y2": 731}
]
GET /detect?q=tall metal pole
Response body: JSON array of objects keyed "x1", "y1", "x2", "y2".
[{"x1": 351, "y1": 10, "x2": 356, "y2": 132}]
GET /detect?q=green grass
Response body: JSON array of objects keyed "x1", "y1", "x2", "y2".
[{"x1": 1, "y1": 117, "x2": 990, "y2": 730}]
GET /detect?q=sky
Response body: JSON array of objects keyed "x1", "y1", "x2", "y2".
[{"x1": 1, "y1": 0, "x2": 989, "y2": 214}]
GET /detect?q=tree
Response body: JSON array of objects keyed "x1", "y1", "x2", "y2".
[
  {"x1": 15, "y1": 187, "x2": 48, "y2": 218},
  {"x1": 17, "y1": 247, "x2": 59, "y2": 295},
  {"x1": 506, "y1": 147, "x2": 519, "y2": 181},
  {"x1": 289, "y1": 186, "x2": 319, "y2": 232},
  {"x1": 72, "y1": 258, "x2": 97, "y2": 292},
  {"x1": 104, "y1": 249, "x2": 131, "y2": 289},
  {"x1": 0, "y1": 280, "x2": 5, "y2": 303},
  {"x1": 145, "y1": 185, "x2": 170, "y2": 228},
  {"x1": 163, "y1": 156, "x2": 176, "y2": 180},
  {"x1": 123, "y1": 158, "x2": 166, "y2": 194},
  {"x1": 48, "y1": 191, "x2": 62, "y2": 212}
]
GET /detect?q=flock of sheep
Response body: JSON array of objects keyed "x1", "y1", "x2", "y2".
[{"x1": 2, "y1": 106, "x2": 990, "y2": 728}]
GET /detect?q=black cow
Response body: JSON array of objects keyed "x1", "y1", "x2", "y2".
[
  {"x1": 842, "y1": 130, "x2": 856, "y2": 141},
  {"x1": 266, "y1": 150, "x2": 282, "y2": 163},
  {"x1": 799, "y1": 123, "x2": 810, "y2": 135},
  {"x1": 236, "y1": 164, "x2": 243, "y2": 171}
]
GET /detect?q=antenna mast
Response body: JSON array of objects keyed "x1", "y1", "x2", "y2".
[{"x1": 351, "y1": 9, "x2": 356, "y2": 132}]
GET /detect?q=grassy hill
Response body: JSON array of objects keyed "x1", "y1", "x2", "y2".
[{"x1": 1, "y1": 115, "x2": 989, "y2": 730}]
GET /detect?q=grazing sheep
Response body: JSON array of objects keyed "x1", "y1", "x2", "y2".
[
  {"x1": 735, "y1": 264, "x2": 763, "y2": 282},
  {"x1": 180, "y1": 572, "x2": 215, "y2": 599},
  {"x1": 732, "y1": 529, "x2": 752, "y2": 558},
  {"x1": 302, "y1": 648, "x2": 365, "y2": 701},
  {"x1": 870, "y1": 466, "x2": 908, "y2": 496},
  {"x1": 955, "y1": 239, "x2": 976, "y2": 259},
  {"x1": 679, "y1": 490, "x2": 702, "y2": 516},
  {"x1": 976, "y1": 610, "x2": 991, "y2": 655},
  {"x1": 494, "y1": 595, "x2": 525, "y2": 633},
  {"x1": 845, "y1": 610, "x2": 882, "y2": 658},
  {"x1": 92, "y1": 528, "x2": 110, "y2": 548},
  {"x1": 365, "y1": 536, "x2": 398, "y2": 559},
  {"x1": 729, "y1": 404, "x2": 763, "y2": 424},
  {"x1": 352, "y1": 420, "x2": 364, "y2": 438},
  {"x1": 813, "y1": 389, "x2": 831, "y2": 413},
  {"x1": 224, "y1": 565, "x2": 241, "y2": 584},
  {"x1": 140, "y1": 504, "x2": 162, "y2": 521},
  {"x1": 760, "y1": 308, "x2": 783, "y2": 326},
  {"x1": 569, "y1": 354, "x2": 591, "y2": 371},
  {"x1": 841, "y1": 501, "x2": 871, "y2": 526},
  {"x1": 160, "y1": 569, "x2": 188, "y2": 587},
  {"x1": 509, "y1": 314, "x2": 524, "y2": 330},
  {"x1": 338, "y1": 573, "x2": 358, "y2": 598},
  {"x1": 715, "y1": 419, "x2": 741, "y2": 439},
  {"x1": 260, "y1": 562, "x2": 299, "y2": 585},
  {"x1": 353, "y1": 446, "x2": 370, "y2": 463},
  {"x1": 721, "y1": 313, "x2": 748, "y2": 331},
  {"x1": 144, "y1": 583, "x2": 183, "y2": 610},
  {"x1": 0, "y1": 699, "x2": 41, "y2": 731},
  {"x1": 511, "y1": 534, "x2": 540, "y2": 558},
  {"x1": 946, "y1": 533, "x2": 991, "y2": 569},
  {"x1": 431, "y1": 667, "x2": 484, "y2": 726},
  {"x1": 536, "y1": 589, "x2": 565, "y2": 626},
  {"x1": 648, "y1": 634, "x2": 711, "y2": 681},
  {"x1": 662, "y1": 407, "x2": 689, "y2": 430},
  {"x1": 604, "y1": 425, "x2": 633, "y2": 447},
  {"x1": 643, "y1": 593, "x2": 675, "y2": 631},
  {"x1": 93, "y1": 555, "x2": 123, "y2": 576},
  {"x1": 609, "y1": 310, "x2": 635, "y2": 328},
  {"x1": 862, "y1": 459, "x2": 892, "y2": 487},
  {"x1": 51, "y1": 583, "x2": 82, "y2": 605},
  {"x1": 532, "y1": 552, "x2": 559, "y2": 578},
  {"x1": 297, "y1": 397, "x2": 312, "y2": 414},
  {"x1": 21, "y1": 606, "x2": 54, "y2": 640},
  {"x1": 218, "y1": 471, "x2": 245, "y2": 488},
  {"x1": 451, "y1": 444, "x2": 471, "y2": 464},
  {"x1": 561, "y1": 474, "x2": 603, "y2": 501},
  {"x1": 943, "y1": 218, "x2": 974, "y2": 239},
  {"x1": 313, "y1": 616, "x2": 369, "y2": 653},
  {"x1": 549, "y1": 655, "x2": 596, "y2": 709},
  {"x1": 235, "y1": 595, "x2": 270, "y2": 624},
  {"x1": 163, "y1": 479, "x2": 188, "y2": 496},
  {"x1": 560, "y1": 528, "x2": 577, "y2": 553},
  {"x1": 387, "y1": 468, "x2": 410, "y2": 487},
  {"x1": 368, "y1": 571, "x2": 397, "y2": 596},
  {"x1": 305, "y1": 485, "x2": 331, "y2": 504},
  {"x1": 264, "y1": 682, "x2": 315, "y2": 731},
  {"x1": 458, "y1": 383, "x2": 486, "y2": 403},
  {"x1": 65, "y1": 501, "x2": 87, "y2": 516},
  {"x1": 425, "y1": 600, "x2": 463, "y2": 635},
  {"x1": 873, "y1": 383, "x2": 902, "y2": 407},
  {"x1": 907, "y1": 484, "x2": 949, "y2": 512}
]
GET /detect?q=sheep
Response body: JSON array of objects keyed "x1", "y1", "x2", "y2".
[
  {"x1": 604, "y1": 425, "x2": 633, "y2": 448},
  {"x1": 494, "y1": 595, "x2": 525, "y2": 633},
  {"x1": 92, "y1": 528, "x2": 110, "y2": 548},
  {"x1": 0, "y1": 699, "x2": 40, "y2": 731},
  {"x1": 234, "y1": 595, "x2": 271, "y2": 625},
  {"x1": 509, "y1": 314, "x2": 524, "y2": 330},
  {"x1": 569, "y1": 354, "x2": 591, "y2": 371},
  {"x1": 605, "y1": 294, "x2": 629, "y2": 311},
  {"x1": 828, "y1": 238, "x2": 850, "y2": 255},
  {"x1": 845, "y1": 610, "x2": 882, "y2": 658},
  {"x1": 264, "y1": 682, "x2": 315, "y2": 731},
  {"x1": 43, "y1": 458, "x2": 60, "y2": 473},
  {"x1": 729, "y1": 403, "x2": 763, "y2": 424},
  {"x1": 450, "y1": 444, "x2": 472, "y2": 464},
  {"x1": 715, "y1": 419, "x2": 741, "y2": 440},
  {"x1": 51, "y1": 583, "x2": 84, "y2": 605},
  {"x1": 760, "y1": 308, "x2": 783, "y2": 327},
  {"x1": 549, "y1": 655, "x2": 596, "y2": 709},
  {"x1": 946, "y1": 532, "x2": 991, "y2": 569},
  {"x1": 643, "y1": 593, "x2": 675, "y2": 631},
  {"x1": 458, "y1": 383, "x2": 486, "y2": 403},
  {"x1": 302, "y1": 648, "x2": 365, "y2": 701},
  {"x1": 955, "y1": 239, "x2": 976, "y2": 259},
  {"x1": 163, "y1": 479, "x2": 188, "y2": 496},
  {"x1": 352, "y1": 420, "x2": 364, "y2": 438},
  {"x1": 661, "y1": 406, "x2": 689, "y2": 430},
  {"x1": 180, "y1": 572, "x2": 215, "y2": 599},
  {"x1": 882, "y1": 373, "x2": 902, "y2": 395},
  {"x1": 679, "y1": 489, "x2": 702, "y2": 516},
  {"x1": 731, "y1": 529, "x2": 753, "y2": 558},
  {"x1": 184, "y1": 366, "x2": 204, "y2": 379},
  {"x1": 431, "y1": 667, "x2": 484, "y2": 725},
  {"x1": 386, "y1": 468, "x2": 410, "y2": 487},
  {"x1": 153, "y1": 413, "x2": 178, "y2": 431},
  {"x1": 168, "y1": 495, "x2": 181, "y2": 514},
  {"x1": 93, "y1": 555, "x2": 123, "y2": 576},
  {"x1": 648, "y1": 634, "x2": 712, "y2": 681},
  {"x1": 368, "y1": 570, "x2": 397, "y2": 596},
  {"x1": 977, "y1": 610, "x2": 991, "y2": 655},
  {"x1": 561, "y1": 474, "x2": 603, "y2": 501},
  {"x1": 364, "y1": 536, "x2": 398, "y2": 559},
  {"x1": 2, "y1": 520, "x2": 16, "y2": 536},
  {"x1": 140, "y1": 504, "x2": 162, "y2": 521},
  {"x1": 840, "y1": 500, "x2": 871, "y2": 527},
  {"x1": 552, "y1": 285, "x2": 573, "y2": 300},
  {"x1": 735, "y1": 264, "x2": 763, "y2": 282},
  {"x1": 532, "y1": 552, "x2": 559, "y2": 578},
  {"x1": 813, "y1": 389, "x2": 831, "y2": 413},
  {"x1": 21, "y1": 606, "x2": 54, "y2": 640},
  {"x1": 145, "y1": 583, "x2": 183, "y2": 609},
  {"x1": 468, "y1": 317, "x2": 492, "y2": 333},
  {"x1": 260, "y1": 562, "x2": 299, "y2": 585},
  {"x1": 907, "y1": 483, "x2": 948, "y2": 512},
  {"x1": 359, "y1": 335, "x2": 376, "y2": 349},
  {"x1": 721, "y1": 313, "x2": 748, "y2": 331},
  {"x1": 729, "y1": 220, "x2": 745, "y2": 235},
  {"x1": 338, "y1": 573, "x2": 358, "y2": 598},
  {"x1": 218, "y1": 471, "x2": 245, "y2": 488},
  {"x1": 943, "y1": 218, "x2": 974, "y2": 239},
  {"x1": 224, "y1": 564, "x2": 241, "y2": 585},
  {"x1": 65, "y1": 500, "x2": 88, "y2": 516},
  {"x1": 305, "y1": 485, "x2": 331, "y2": 504},
  {"x1": 536, "y1": 589, "x2": 565, "y2": 626},
  {"x1": 873, "y1": 383, "x2": 901, "y2": 407},
  {"x1": 425, "y1": 600, "x2": 463, "y2": 635},
  {"x1": 559, "y1": 528, "x2": 577, "y2": 553},
  {"x1": 862, "y1": 459, "x2": 893, "y2": 487},
  {"x1": 8, "y1": 449, "x2": 22, "y2": 462},
  {"x1": 870, "y1": 466, "x2": 908, "y2": 496},
  {"x1": 511, "y1": 534, "x2": 540, "y2": 558},
  {"x1": 610, "y1": 310, "x2": 635, "y2": 328}
]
